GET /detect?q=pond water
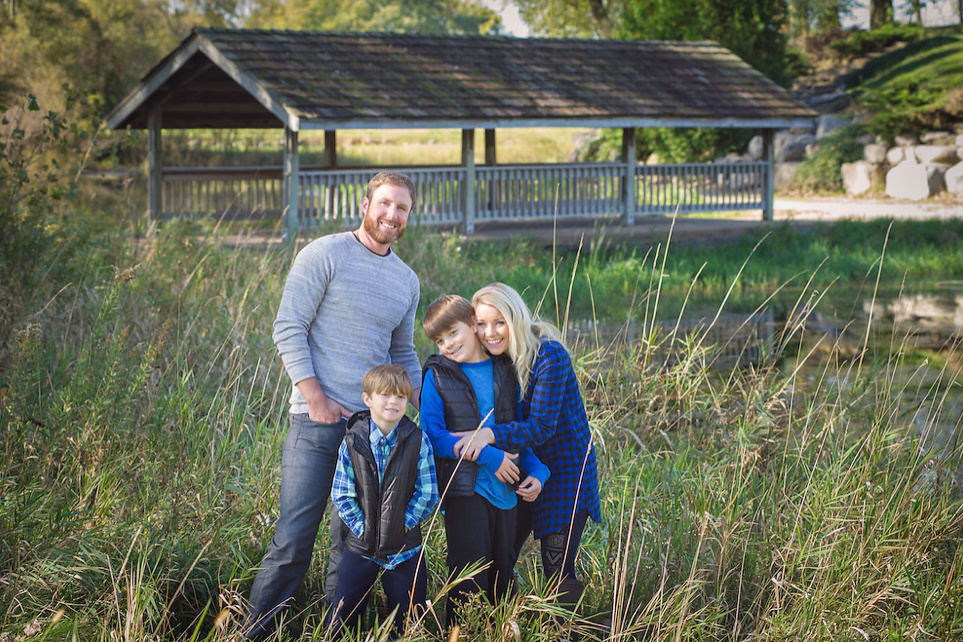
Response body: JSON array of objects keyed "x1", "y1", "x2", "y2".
[{"x1": 567, "y1": 283, "x2": 963, "y2": 459}]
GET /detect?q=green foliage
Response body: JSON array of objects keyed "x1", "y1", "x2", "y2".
[
  {"x1": 790, "y1": 124, "x2": 864, "y2": 194},
  {"x1": 789, "y1": 0, "x2": 857, "y2": 37},
  {"x1": 829, "y1": 20, "x2": 926, "y2": 59},
  {"x1": 851, "y1": 33, "x2": 963, "y2": 139},
  {"x1": 0, "y1": 96, "x2": 79, "y2": 286},
  {"x1": 244, "y1": 0, "x2": 502, "y2": 34},
  {"x1": 618, "y1": 0, "x2": 792, "y2": 86},
  {"x1": 514, "y1": 0, "x2": 622, "y2": 38}
]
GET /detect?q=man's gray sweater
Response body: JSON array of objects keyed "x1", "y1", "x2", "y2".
[{"x1": 273, "y1": 231, "x2": 421, "y2": 414}]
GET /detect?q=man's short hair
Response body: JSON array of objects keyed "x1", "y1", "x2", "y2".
[
  {"x1": 366, "y1": 171, "x2": 418, "y2": 213},
  {"x1": 362, "y1": 363, "x2": 414, "y2": 399},
  {"x1": 423, "y1": 294, "x2": 475, "y2": 342}
]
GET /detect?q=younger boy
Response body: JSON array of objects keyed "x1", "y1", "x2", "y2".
[
  {"x1": 420, "y1": 295, "x2": 550, "y2": 625},
  {"x1": 329, "y1": 364, "x2": 439, "y2": 638}
]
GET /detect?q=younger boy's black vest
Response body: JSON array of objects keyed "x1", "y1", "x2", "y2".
[
  {"x1": 343, "y1": 411, "x2": 424, "y2": 563},
  {"x1": 422, "y1": 354, "x2": 518, "y2": 497}
]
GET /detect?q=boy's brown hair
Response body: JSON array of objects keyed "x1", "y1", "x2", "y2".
[
  {"x1": 422, "y1": 294, "x2": 475, "y2": 342},
  {"x1": 362, "y1": 364, "x2": 414, "y2": 399}
]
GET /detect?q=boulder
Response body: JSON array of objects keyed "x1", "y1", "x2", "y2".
[
  {"x1": 895, "y1": 134, "x2": 919, "y2": 147},
  {"x1": 842, "y1": 161, "x2": 884, "y2": 196},
  {"x1": 863, "y1": 143, "x2": 887, "y2": 164},
  {"x1": 774, "y1": 162, "x2": 802, "y2": 190},
  {"x1": 747, "y1": 135, "x2": 764, "y2": 160},
  {"x1": 777, "y1": 134, "x2": 815, "y2": 162},
  {"x1": 946, "y1": 161, "x2": 963, "y2": 196},
  {"x1": 957, "y1": 134, "x2": 963, "y2": 147},
  {"x1": 914, "y1": 145, "x2": 959, "y2": 164},
  {"x1": 921, "y1": 131, "x2": 955, "y2": 145},
  {"x1": 886, "y1": 147, "x2": 907, "y2": 165},
  {"x1": 885, "y1": 160, "x2": 948, "y2": 200},
  {"x1": 815, "y1": 115, "x2": 851, "y2": 139}
]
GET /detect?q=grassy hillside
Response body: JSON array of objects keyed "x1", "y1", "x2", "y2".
[{"x1": 844, "y1": 27, "x2": 963, "y2": 138}]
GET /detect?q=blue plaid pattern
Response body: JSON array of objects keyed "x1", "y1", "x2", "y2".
[
  {"x1": 490, "y1": 340, "x2": 601, "y2": 538},
  {"x1": 331, "y1": 420, "x2": 439, "y2": 570}
]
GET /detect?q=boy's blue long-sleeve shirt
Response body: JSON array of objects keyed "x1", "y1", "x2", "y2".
[
  {"x1": 420, "y1": 358, "x2": 549, "y2": 509},
  {"x1": 331, "y1": 420, "x2": 439, "y2": 570}
]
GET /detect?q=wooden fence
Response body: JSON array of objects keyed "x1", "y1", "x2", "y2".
[{"x1": 160, "y1": 161, "x2": 769, "y2": 227}]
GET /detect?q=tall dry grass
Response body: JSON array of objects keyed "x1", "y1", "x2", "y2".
[{"x1": 2, "y1": 211, "x2": 963, "y2": 642}]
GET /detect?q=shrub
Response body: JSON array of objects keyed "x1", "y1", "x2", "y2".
[
  {"x1": 829, "y1": 21, "x2": 926, "y2": 60},
  {"x1": 790, "y1": 124, "x2": 864, "y2": 194}
]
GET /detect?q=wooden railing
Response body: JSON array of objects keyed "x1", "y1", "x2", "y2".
[
  {"x1": 161, "y1": 161, "x2": 769, "y2": 227},
  {"x1": 637, "y1": 162, "x2": 767, "y2": 214},
  {"x1": 161, "y1": 167, "x2": 283, "y2": 220}
]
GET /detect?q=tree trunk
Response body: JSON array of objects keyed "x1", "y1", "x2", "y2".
[{"x1": 870, "y1": 0, "x2": 892, "y2": 28}]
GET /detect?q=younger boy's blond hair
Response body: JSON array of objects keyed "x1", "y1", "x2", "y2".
[
  {"x1": 362, "y1": 363, "x2": 414, "y2": 399},
  {"x1": 423, "y1": 294, "x2": 475, "y2": 342}
]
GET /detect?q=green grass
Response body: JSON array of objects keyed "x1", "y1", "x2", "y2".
[
  {"x1": 3, "y1": 203, "x2": 963, "y2": 641},
  {"x1": 156, "y1": 127, "x2": 592, "y2": 169},
  {"x1": 849, "y1": 30, "x2": 963, "y2": 138}
]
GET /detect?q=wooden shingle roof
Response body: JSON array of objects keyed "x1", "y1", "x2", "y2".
[{"x1": 107, "y1": 28, "x2": 815, "y2": 131}]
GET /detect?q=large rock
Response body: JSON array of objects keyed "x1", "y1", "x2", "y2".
[
  {"x1": 815, "y1": 115, "x2": 851, "y2": 139},
  {"x1": 921, "y1": 131, "x2": 956, "y2": 145},
  {"x1": 886, "y1": 147, "x2": 908, "y2": 165},
  {"x1": 864, "y1": 143, "x2": 887, "y2": 164},
  {"x1": 774, "y1": 162, "x2": 802, "y2": 190},
  {"x1": 946, "y1": 161, "x2": 963, "y2": 196},
  {"x1": 842, "y1": 161, "x2": 884, "y2": 196},
  {"x1": 885, "y1": 160, "x2": 948, "y2": 200},
  {"x1": 776, "y1": 134, "x2": 815, "y2": 162},
  {"x1": 895, "y1": 134, "x2": 919, "y2": 147},
  {"x1": 747, "y1": 135, "x2": 764, "y2": 160},
  {"x1": 914, "y1": 145, "x2": 960, "y2": 164}
]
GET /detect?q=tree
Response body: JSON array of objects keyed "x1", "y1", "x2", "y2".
[
  {"x1": 244, "y1": 0, "x2": 502, "y2": 35},
  {"x1": 902, "y1": 0, "x2": 928, "y2": 23},
  {"x1": 789, "y1": 0, "x2": 856, "y2": 38},
  {"x1": 620, "y1": 0, "x2": 790, "y2": 85},
  {"x1": 870, "y1": 0, "x2": 894, "y2": 27},
  {"x1": 513, "y1": 0, "x2": 621, "y2": 38}
]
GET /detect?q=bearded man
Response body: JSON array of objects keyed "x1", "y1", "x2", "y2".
[{"x1": 244, "y1": 171, "x2": 422, "y2": 640}]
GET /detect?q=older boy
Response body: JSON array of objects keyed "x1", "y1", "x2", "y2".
[
  {"x1": 420, "y1": 295, "x2": 549, "y2": 625},
  {"x1": 329, "y1": 364, "x2": 439, "y2": 638}
]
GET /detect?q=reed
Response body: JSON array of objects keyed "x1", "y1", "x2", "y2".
[{"x1": 2, "y1": 206, "x2": 962, "y2": 641}]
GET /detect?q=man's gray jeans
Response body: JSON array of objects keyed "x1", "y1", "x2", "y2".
[{"x1": 244, "y1": 413, "x2": 347, "y2": 640}]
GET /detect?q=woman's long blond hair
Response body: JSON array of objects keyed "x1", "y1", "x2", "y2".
[{"x1": 472, "y1": 283, "x2": 562, "y2": 395}]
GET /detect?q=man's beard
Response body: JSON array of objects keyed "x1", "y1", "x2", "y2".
[{"x1": 363, "y1": 214, "x2": 405, "y2": 245}]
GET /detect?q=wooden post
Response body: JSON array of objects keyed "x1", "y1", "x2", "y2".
[
  {"x1": 622, "y1": 127, "x2": 636, "y2": 225},
  {"x1": 484, "y1": 129, "x2": 496, "y2": 166},
  {"x1": 324, "y1": 130, "x2": 337, "y2": 221},
  {"x1": 324, "y1": 130, "x2": 337, "y2": 167},
  {"x1": 762, "y1": 129, "x2": 774, "y2": 221},
  {"x1": 484, "y1": 128, "x2": 496, "y2": 211},
  {"x1": 147, "y1": 105, "x2": 162, "y2": 221},
  {"x1": 283, "y1": 127, "x2": 300, "y2": 242},
  {"x1": 462, "y1": 129, "x2": 476, "y2": 235}
]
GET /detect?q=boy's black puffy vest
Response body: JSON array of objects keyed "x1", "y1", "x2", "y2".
[
  {"x1": 343, "y1": 411, "x2": 424, "y2": 563},
  {"x1": 422, "y1": 354, "x2": 518, "y2": 497}
]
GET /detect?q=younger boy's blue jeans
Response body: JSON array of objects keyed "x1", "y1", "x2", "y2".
[{"x1": 329, "y1": 549, "x2": 427, "y2": 638}]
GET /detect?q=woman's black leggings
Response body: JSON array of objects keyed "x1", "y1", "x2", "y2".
[{"x1": 514, "y1": 501, "x2": 589, "y2": 581}]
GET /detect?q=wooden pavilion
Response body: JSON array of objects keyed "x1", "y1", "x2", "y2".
[{"x1": 106, "y1": 28, "x2": 815, "y2": 238}]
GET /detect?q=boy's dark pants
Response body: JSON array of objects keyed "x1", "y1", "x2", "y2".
[
  {"x1": 329, "y1": 549, "x2": 427, "y2": 637},
  {"x1": 444, "y1": 493, "x2": 517, "y2": 624}
]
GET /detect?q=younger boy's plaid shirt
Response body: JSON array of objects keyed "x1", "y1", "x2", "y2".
[
  {"x1": 489, "y1": 339, "x2": 601, "y2": 538},
  {"x1": 331, "y1": 419, "x2": 438, "y2": 570}
]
